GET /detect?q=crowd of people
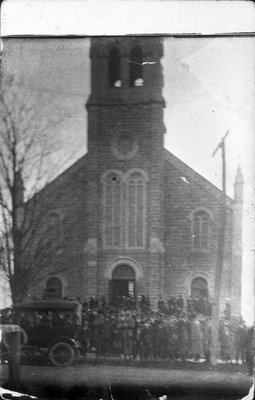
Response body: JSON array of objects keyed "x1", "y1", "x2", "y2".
[
  {"x1": 1, "y1": 294, "x2": 253, "y2": 372},
  {"x1": 81, "y1": 294, "x2": 213, "y2": 319},
  {"x1": 78, "y1": 296, "x2": 250, "y2": 367}
]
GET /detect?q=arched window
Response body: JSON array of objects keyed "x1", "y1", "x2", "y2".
[
  {"x1": 103, "y1": 173, "x2": 123, "y2": 248},
  {"x1": 191, "y1": 277, "x2": 208, "y2": 299},
  {"x1": 127, "y1": 173, "x2": 146, "y2": 248},
  {"x1": 108, "y1": 46, "x2": 121, "y2": 87},
  {"x1": 45, "y1": 276, "x2": 63, "y2": 299},
  {"x1": 192, "y1": 210, "x2": 210, "y2": 250},
  {"x1": 130, "y1": 45, "x2": 144, "y2": 87}
]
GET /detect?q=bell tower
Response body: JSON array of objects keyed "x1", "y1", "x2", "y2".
[{"x1": 85, "y1": 37, "x2": 166, "y2": 308}]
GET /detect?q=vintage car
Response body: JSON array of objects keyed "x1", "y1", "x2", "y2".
[{"x1": 12, "y1": 300, "x2": 86, "y2": 367}]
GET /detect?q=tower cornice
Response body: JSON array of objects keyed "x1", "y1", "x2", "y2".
[{"x1": 86, "y1": 99, "x2": 165, "y2": 109}]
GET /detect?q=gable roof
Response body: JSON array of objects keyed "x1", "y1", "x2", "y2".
[
  {"x1": 164, "y1": 148, "x2": 233, "y2": 207},
  {"x1": 33, "y1": 149, "x2": 233, "y2": 208},
  {"x1": 30, "y1": 154, "x2": 88, "y2": 202}
]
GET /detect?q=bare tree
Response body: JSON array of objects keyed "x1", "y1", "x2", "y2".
[{"x1": 0, "y1": 76, "x2": 70, "y2": 303}]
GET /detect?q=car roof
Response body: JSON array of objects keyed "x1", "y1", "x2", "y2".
[{"x1": 13, "y1": 300, "x2": 80, "y2": 311}]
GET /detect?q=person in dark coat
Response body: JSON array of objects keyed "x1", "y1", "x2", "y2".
[
  {"x1": 193, "y1": 297, "x2": 200, "y2": 314},
  {"x1": 1, "y1": 308, "x2": 12, "y2": 324},
  {"x1": 158, "y1": 296, "x2": 165, "y2": 314},
  {"x1": 186, "y1": 296, "x2": 194, "y2": 316},
  {"x1": 207, "y1": 300, "x2": 212, "y2": 316},
  {"x1": 92, "y1": 313, "x2": 106, "y2": 359},
  {"x1": 202, "y1": 317, "x2": 212, "y2": 364},
  {"x1": 140, "y1": 296, "x2": 147, "y2": 313},
  {"x1": 116, "y1": 311, "x2": 126, "y2": 357},
  {"x1": 19, "y1": 312, "x2": 33, "y2": 332},
  {"x1": 245, "y1": 326, "x2": 254, "y2": 376},
  {"x1": 177, "y1": 314, "x2": 189, "y2": 363},
  {"x1": 122, "y1": 311, "x2": 135, "y2": 359},
  {"x1": 219, "y1": 321, "x2": 234, "y2": 364},
  {"x1": 153, "y1": 317, "x2": 167, "y2": 359},
  {"x1": 100, "y1": 296, "x2": 107, "y2": 310},
  {"x1": 234, "y1": 320, "x2": 247, "y2": 364},
  {"x1": 89, "y1": 297, "x2": 94, "y2": 309},
  {"x1": 191, "y1": 315, "x2": 203, "y2": 361},
  {"x1": 60, "y1": 313, "x2": 72, "y2": 326},
  {"x1": 110, "y1": 313, "x2": 121, "y2": 356},
  {"x1": 50, "y1": 312, "x2": 63, "y2": 327},
  {"x1": 140, "y1": 319, "x2": 154, "y2": 360},
  {"x1": 200, "y1": 297, "x2": 207, "y2": 315},
  {"x1": 145, "y1": 297, "x2": 151, "y2": 313},
  {"x1": 133, "y1": 314, "x2": 143, "y2": 360},
  {"x1": 195, "y1": 296, "x2": 204, "y2": 314},
  {"x1": 177, "y1": 295, "x2": 184, "y2": 316},
  {"x1": 39, "y1": 312, "x2": 52, "y2": 327},
  {"x1": 81, "y1": 319, "x2": 91, "y2": 354},
  {"x1": 185, "y1": 314, "x2": 192, "y2": 358},
  {"x1": 166, "y1": 317, "x2": 178, "y2": 360},
  {"x1": 168, "y1": 297, "x2": 177, "y2": 316},
  {"x1": 103, "y1": 315, "x2": 112, "y2": 356}
]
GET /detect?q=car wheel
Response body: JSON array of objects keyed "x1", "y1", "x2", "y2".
[{"x1": 49, "y1": 342, "x2": 75, "y2": 367}]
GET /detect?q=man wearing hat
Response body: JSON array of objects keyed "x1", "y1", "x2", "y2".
[{"x1": 122, "y1": 311, "x2": 135, "y2": 359}]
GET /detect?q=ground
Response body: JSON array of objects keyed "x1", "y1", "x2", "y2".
[{"x1": 0, "y1": 359, "x2": 253, "y2": 400}]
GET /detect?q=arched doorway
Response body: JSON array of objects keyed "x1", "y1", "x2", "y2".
[
  {"x1": 45, "y1": 276, "x2": 63, "y2": 299},
  {"x1": 191, "y1": 277, "x2": 211, "y2": 315},
  {"x1": 191, "y1": 277, "x2": 208, "y2": 299},
  {"x1": 111, "y1": 264, "x2": 136, "y2": 307}
]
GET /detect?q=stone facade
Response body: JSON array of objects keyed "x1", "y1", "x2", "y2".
[{"x1": 28, "y1": 37, "x2": 243, "y2": 317}]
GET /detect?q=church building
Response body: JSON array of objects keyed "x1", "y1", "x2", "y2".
[{"x1": 29, "y1": 37, "x2": 243, "y2": 317}]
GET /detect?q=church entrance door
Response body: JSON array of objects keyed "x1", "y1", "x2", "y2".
[
  {"x1": 111, "y1": 264, "x2": 136, "y2": 308},
  {"x1": 191, "y1": 277, "x2": 208, "y2": 299},
  {"x1": 191, "y1": 277, "x2": 211, "y2": 315}
]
